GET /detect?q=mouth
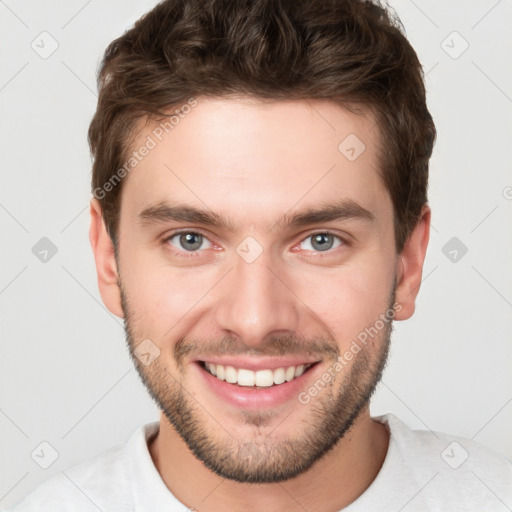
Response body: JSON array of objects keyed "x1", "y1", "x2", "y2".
[
  {"x1": 198, "y1": 360, "x2": 319, "y2": 389},
  {"x1": 192, "y1": 355, "x2": 323, "y2": 409}
]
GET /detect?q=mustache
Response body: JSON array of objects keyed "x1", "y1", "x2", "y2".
[{"x1": 174, "y1": 333, "x2": 340, "y2": 366}]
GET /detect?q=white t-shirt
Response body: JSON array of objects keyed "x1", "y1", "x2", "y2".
[{"x1": 6, "y1": 413, "x2": 512, "y2": 511}]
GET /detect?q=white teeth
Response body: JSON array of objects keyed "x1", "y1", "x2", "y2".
[
  {"x1": 273, "y1": 367, "x2": 286, "y2": 385},
  {"x1": 255, "y1": 369, "x2": 274, "y2": 387},
  {"x1": 237, "y1": 368, "x2": 255, "y2": 387},
  {"x1": 225, "y1": 365, "x2": 237, "y2": 384},
  {"x1": 205, "y1": 362, "x2": 217, "y2": 376},
  {"x1": 294, "y1": 365, "x2": 305, "y2": 378},
  {"x1": 203, "y1": 362, "x2": 313, "y2": 387},
  {"x1": 285, "y1": 366, "x2": 295, "y2": 382}
]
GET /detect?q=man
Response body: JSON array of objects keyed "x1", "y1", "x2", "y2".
[{"x1": 9, "y1": 0, "x2": 512, "y2": 510}]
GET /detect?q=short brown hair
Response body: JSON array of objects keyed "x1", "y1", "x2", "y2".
[{"x1": 88, "y1": 0, "x2": 435, "y2": 252}]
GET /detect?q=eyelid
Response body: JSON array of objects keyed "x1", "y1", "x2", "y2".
[
  {"x1": 302, "y1": 229, "x2": 349, "y2": 242},
  {"x1": 163, "y1": 228, "x2": 212, "y2": 241}
]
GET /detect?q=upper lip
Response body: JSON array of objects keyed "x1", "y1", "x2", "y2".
[{"x1": 194, "y1": 356, "x2": 320, "y2": 371}]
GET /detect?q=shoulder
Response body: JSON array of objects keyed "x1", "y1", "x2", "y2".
[
  {"x1": 377, "y1": 413, "x2": 512, "y2": 509},
  {"x1": 5, "y1": 423, "x2": 156, "y2": 512}
]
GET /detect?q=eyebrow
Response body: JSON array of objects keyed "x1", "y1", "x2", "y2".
[{"x1": 138, "y1": 199, "x2": 375, "y2": 233}]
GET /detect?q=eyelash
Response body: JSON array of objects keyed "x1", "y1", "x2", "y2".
[{"x1": 162, "y1": 230, "x2": 348, "y2": 258}]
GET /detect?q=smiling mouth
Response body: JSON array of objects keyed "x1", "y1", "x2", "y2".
[{"x1": 198, "y1": 361, "x2": 319, "y2": 388}]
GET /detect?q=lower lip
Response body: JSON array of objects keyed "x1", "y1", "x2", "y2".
[{"x1": 193, "y1": 361, "x2": 320, "y2": 410}]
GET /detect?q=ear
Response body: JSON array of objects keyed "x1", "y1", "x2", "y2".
[
  {"x1": 394, "y1": 205, "x2": 431, "y2": 321},
  {"x1": 89, "y1": 198, "x2": 124, "y2": 318}
]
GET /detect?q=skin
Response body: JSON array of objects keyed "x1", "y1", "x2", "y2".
[{"x1": 89, "y1": 96, "x2": 430, "y2": 511}]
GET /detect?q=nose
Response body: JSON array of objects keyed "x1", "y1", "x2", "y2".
[{"x1": 213, "y1": 249, "x2": 300, "y2": 348}]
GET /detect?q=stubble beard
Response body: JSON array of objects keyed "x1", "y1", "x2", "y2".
[{"x1": 120, "y1": 282, "x2": 393, "y2": 483}]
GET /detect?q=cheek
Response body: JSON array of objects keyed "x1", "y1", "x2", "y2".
[
  {"x1": 295, "y1": 258, "x2": 395, "y2": 344},
  {"x1": 120, "y1": 226, "x2": 397, "y2": 348},
  {"x1": 122, "y1": 252, "x2": 215, "y2": 336}
]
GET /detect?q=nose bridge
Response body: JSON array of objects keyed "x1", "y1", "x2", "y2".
[{"x1": 213, "y1": 248, "x2": 300, "y2": 346}]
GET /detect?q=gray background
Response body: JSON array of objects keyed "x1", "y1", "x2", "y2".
[{"x1": 1, "y1": 0, "x2": 511, "y2": 508}]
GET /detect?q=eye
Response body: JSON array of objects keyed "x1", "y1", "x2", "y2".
[
  {"x1": 165, "y1": 231, "x2": 212, "y2": 254},
  {"x1": 163, "y1": 230, "x2": 346, "y2": 258},
  {"x1": 298, "y1": 232, "x2": 344, "y2": 253}
]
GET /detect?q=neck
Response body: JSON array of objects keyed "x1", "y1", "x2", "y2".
[{"x1": 149, "y1": 407, "x2": 389, "y2": 512}]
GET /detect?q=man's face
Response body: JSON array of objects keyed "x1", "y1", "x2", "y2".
[{"x1": 114, "y1": 97, "x2": 399, "y2": 482}]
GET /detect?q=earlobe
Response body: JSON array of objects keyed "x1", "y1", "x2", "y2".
[
  {"x1": 394, "y1": 205, "x2": 431, "y2": 321},
  {"x1": 89, "y1": 198, "x2": 124, "y2": 318}
]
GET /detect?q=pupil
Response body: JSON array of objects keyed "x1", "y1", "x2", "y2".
[
  {"x1": 181, "y1": 233, "x2": 202, "y2": 251},
  {"x1": 313, "y1": 233, "x2": 332, "y2": 251}
]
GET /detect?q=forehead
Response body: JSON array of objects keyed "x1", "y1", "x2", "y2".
[{"x1": 120, "y1": 96, "x2": 389, "y2": 227}]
